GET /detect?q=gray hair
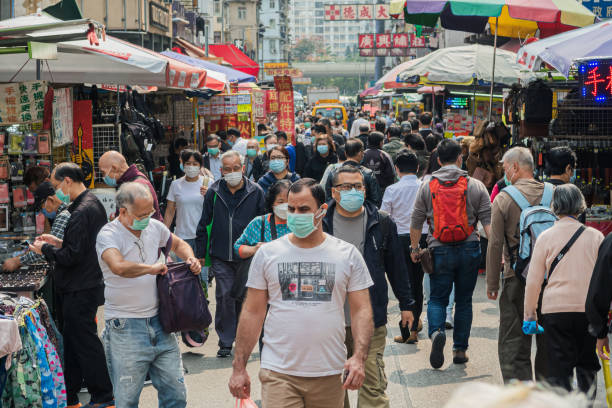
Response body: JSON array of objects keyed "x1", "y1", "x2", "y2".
[
  {"x1": 501, "y1": 147, "x2": 534, "y2": 171},
  {"x1": 116, "y1": 182, "x2": 152, "y2": 209},
  {"x1": 221, "y1": 150, "x2": 243, "y2": 164},
  {"x1": 551, "y1": 183, "x2": 586, "y2": 216}
]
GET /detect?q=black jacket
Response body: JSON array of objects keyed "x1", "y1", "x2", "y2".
[
  {"x1": 258, "y1": 171, "x2": 300, "y2": 195},
  {"x1": 324, "y1": 160, "x2": 383, "y2": 207},
  {"x1": 304, "y1": 151, "x2": 338, "y2": 182},
  {"x1": 357, "y1": 133, "x2": 369, "y2": 149},
  {"x1": 322, "y1": 201, "x2": 414, "y2": 328},
  {"x1": 363, "y1": 147, "x2": 396, "y2": 190},
  {"x1": 252, "y1": 153, "x2": 270, "y2": 182},
  {"x1": 586, "y1": 233, "x2": 612, "y2": 339},
  {"x1": 195, "y1": 177, "x2": 265, "y2": 262},
  {"x1": 42, "y1": 190, "x2": 107, "y2": 294}
]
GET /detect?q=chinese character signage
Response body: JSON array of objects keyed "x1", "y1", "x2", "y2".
[
  {"x1": 358, "y1": 33, "x2": 436, "y2": 57},
  {"x1": 274, "y1": 76, "x2": 295, "y2": 144},
  {"x1": 359, "y1": 34, "x2": 375, "y2": 49},
  {"x1": 579, "y1": 0, "x2": 612, "y2": 19},
  {"x1": 0, "y1": 81, "x2": 47, "y2": 125},
  {"x1": 579, "y1": 59, "x2": 612, "y2": 103},
  {"x1": 325, "y1": 4, "x2": 394, "y2": 20},
  {"x1": 52, "y1": 87, "x2": 73, "y2": 147},
  {"x1": 252, "y1": 90, "x2": 266, "y2": 120},
  {"x1": 266, "y1": 90, "x2": 279, "y2": 113}
]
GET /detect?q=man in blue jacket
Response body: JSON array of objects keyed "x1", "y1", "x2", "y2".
[
  {"x1": 322, "y1": 166, "x2": 414, "y2": 407},
  {"x1": 195, "y1": 151, "x2": 266, "y2": 358}
]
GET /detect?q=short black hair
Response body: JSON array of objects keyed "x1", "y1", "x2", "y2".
[
  {"x1": 332, "y1": 165, "x2": 364, "y2": 187},
  {"x1": 227, "y1": 128, "x2": 240, "y2": 137},
  {"x1": 53, "y1": 162, "x2": 85, "y2": 183},
  {"x1": 264, "y1": 134, "x2": 277, "y2": 144},
  {"x1": 405, "y1": 133, "x2": 425, "y2": 151},
  {"x1": 420, "y1": 113, "x2": 432, "y2": 126},
  {"x1": 206, "y1": 135, "x2": 219, "y2": 144},
  {"x1": 337, "y1": 146, "x2": 347, "y2": 161},
  {"x1": 368, "y1": 131, "x2": 384, "y2": 148},
  {"x1": 318, "y1": 118, "x2": 332, "y2": 129},
  {"x1": 312, "y1": 124, "x2": 327, "y2": 134},
  {"x1": 387, "y1": 124, "x2": 402, "y2": 139},
  {"x1": 275, "y1": 131, "x2": 288, "y2": 141},
  {"x1": 288, "y1": 178, "x2": 326, "y2": 207},
  {"x1": 375, "y1": 119, "x2": 386, "y2": 133},
  {"x1": 173, "y1": 138, "x2": 188, "y2": 150},
  {"x1": 345, "y1": 138, "x2": 364, "y2": 158},
  {"x1": 395, "y1": 151, "x2": 419, "y2": 174},
  {"x1": 24, "y1": 166, "x2": 50, "y2": 187},
  {"x1": 546, "y1": 146, "x2": 577, "y2": 176},
  {"x1": 358, "y1": 111, "x2": 366, "y2": 118},
  {"x1": 358, "y1": 124, "x2": 370, "y2": 133},
  {"x1": 180, "y1": 149, "x2": 203, "y2": 166},
  {"x1": 437, "y1": 139, "x2": 462, "y2": 164},
  {"x1": 257, "y1": 124, "x2": 268, "y2": 132},
  {"x1": 425, "y1": 133, "x2": 441, "y2": 152},
  {"x1": 269, "y1": 146, "x2": 290, "y2": 161},
  {"x1": 265, "y1": 179, "x2": 291, "y2": 212},
  {"x1": 410, "y1": 119, "x2": 419, "y2": 131},
  {"x1": 217, "y1": 130, "x2": 227, "y2": 140}
]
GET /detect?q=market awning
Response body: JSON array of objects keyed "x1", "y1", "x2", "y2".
[
  {"x1": 360, "y1": 84, "x2": 382, "y2": 98},
  {"x1": 208, "y1": 44, "x2": 259, "y2": 77},
  {"x1": 163, "y1": 50, "x2": 252, "y2": 85}
]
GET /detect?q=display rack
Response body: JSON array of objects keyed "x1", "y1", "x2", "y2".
[{"x1": 92, "y1": 124, "x2": 121, "y2": 182}]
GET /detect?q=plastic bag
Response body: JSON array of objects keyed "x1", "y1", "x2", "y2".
[
  {"x1": 235, "y1": 398, "x2": 258, "y2": 408},
  {"x1": 601, "y1": 348, "x2": 612, "y2": 408}
]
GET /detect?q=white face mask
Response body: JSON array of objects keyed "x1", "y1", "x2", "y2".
[
  {"x1": 184, "y1": 165, "x2": 201, "y2": 178},
  {"x1": 273, "y1": 203, "x2": 288, "y2": 220},
  {"x1": 224, "y1": 171, "x2": 243, "y2": 187}
]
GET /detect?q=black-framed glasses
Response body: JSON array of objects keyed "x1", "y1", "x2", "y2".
[{"x1": 333, "y1": 183, "x2": 365, "y2": 191}]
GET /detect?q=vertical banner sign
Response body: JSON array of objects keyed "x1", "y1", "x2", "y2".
[
  {"x1": 252, "y1": 90, "x2": 267, "y2": 120},
  {"x1": 71, "y1": 100, "x2": 95, "y2": 188},
  {"x1": 0, "y1": 81, "x2": 46, "y2": 124},
  {"x1": 52, "y1": 88, "x2": 74, "y2": 147},
  {"x1": 237, "y1": 94, "x2": 252, "y2": 138},
  {"x1": 274, "y1": 76, "x2": 295, "y2": 145},
  {"x1": 266, "y1": 89, "x2": 279, "y2": 113}
]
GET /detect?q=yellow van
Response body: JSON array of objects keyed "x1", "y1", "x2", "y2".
[{"x1": 311, "y1": 100, "x2": 347, "y2": 128}]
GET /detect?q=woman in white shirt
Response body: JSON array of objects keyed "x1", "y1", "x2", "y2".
[{"x1": 164, "y1": 149, "x2": 213, "y2": 283}]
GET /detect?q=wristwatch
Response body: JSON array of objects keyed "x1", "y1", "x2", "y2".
[{"x1": 410, "y1": 247, "x2": 420, "y2": 254}]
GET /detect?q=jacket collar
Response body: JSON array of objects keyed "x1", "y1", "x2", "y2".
[
  {"x1": 68, "y1": 189, "x2": 89, "y2": 212},
  {"x1": 117, "y1": 164, "x2": 144, "y2": 184}
]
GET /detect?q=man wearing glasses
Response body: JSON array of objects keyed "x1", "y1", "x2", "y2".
[
  {"x1": 95, "y1": 182, "x2": 201, "y2": 408},
  {"x1": 323, "y1": 166, "x2": 415, "y2": 408}
]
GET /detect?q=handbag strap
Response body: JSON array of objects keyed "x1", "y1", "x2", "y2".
[
  {"x1": 260, "y1": 215, "x2": 266, "y2": 242},
  {"x1": 547, "y1": 225, "x2": 585, "y2": 281},
  {"x1": 269, "y1": 213, "x2": 278, "y2": 240}
]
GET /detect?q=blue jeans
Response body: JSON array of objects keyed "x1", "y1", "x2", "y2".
[
  {"x1": 424, "y1": 276, "x2": 455, "y2": 321},
  {"x1": 102, "y1": 315, "x2": 187, "y2": 408},
  {"x1": 427, "y1": 241, "x2": 480, "y2": 350}
]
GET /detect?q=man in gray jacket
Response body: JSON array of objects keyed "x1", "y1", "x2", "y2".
[{"x1": 410, "y1": 139, "x2": 491, "y2": 369}]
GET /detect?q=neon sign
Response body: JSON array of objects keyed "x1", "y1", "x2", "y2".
[
  {"x1": 578, "y1": 59, "x2": 612, "y2": 103},
  {"x1": 445, "y1": 97, "x2": 469, "y2": 109}
]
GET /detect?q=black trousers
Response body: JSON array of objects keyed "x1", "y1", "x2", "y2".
[
  {"x1": 399, "y1": 234, "x2": 427, "y2": 331},
  {"x1": 541, "y1": 312, "x2": 600, "y2": 399},
  {"x1": 59, "y1": 286, "x2": 114, "y2": 405}
]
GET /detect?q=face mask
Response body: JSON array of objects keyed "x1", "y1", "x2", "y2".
[
  {"x1": 266, "y1": 144, "x2": 278, "y2": 151},
  {"x1": 228, "y1": 140, "x2": 234, "y2": 147},
  {"x1": 504, "y1": 174, "x2": 512, "y2": 186},
  {"x1": 184, "y1": 165, "x2": 201, "y2": 178},
  {"x1": 273, "y1": 203, "x2": 288, "y2": 220},
  {"x1": 55, "y1": 184, "x2": 70, "y2": 204},
  {"x1": 570, "y1": 169, "x2": 577, "y2": 184},
  {"x1": 103, "y1": 174, "x2": 117, "y2": 187},
  {"x1": 208, "y1": 147, "x2": 219, "y2": 156},
  {"x1": 130, "y1": 215, "x2": 151, "y2": 231},
  {"x1": 317, "y1": 145, "x2": 329, "y2": 155},
  {"x1": 247, "y1": 148, "x2": 257, "y2": 158},
  {"x1": 41, "y1": 208, "x2": 56, "y2": 220},
  {"x1": 224, "y1": 171, "x2": 243, "y2": 187},
  {"x1": 304, "y1": 122, "x2": 311, "y2": 129},
  {"x1": 339, "y1": 189, "x2": 365, "y2": 212},
  {"x1": 269, "y1": 159, "x2": 286, "y2": 173},
  {"x1": 287, "y1": 212, "x2": 318, "y2": 238},
  {"x1": 179, "y1": 163, "x2": 184, "y2": 172}
]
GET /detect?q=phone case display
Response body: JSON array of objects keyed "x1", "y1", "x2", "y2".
[
  {"x1": 10, "y1": 161, "x2": 23, "y2": 181},
  {"x1": 0, "y1": 159, "x2": 8, "y2": 180},
  {"x1": 8, "y1": 132, "x2": 23, "y2": 154},
  {"x1": 23, "y1": 212, "x2": 35, "y2": 232},
  {"x1": 23, "y1": 132, "x2": 36, "y2": 153},
  {"x1": 37, "y1": 131, "x2": 50, "y2": 154},
  {"x1": 26, "y1": 189, "x2": 34, "y2": 205},
  {"x1": 0, "y1": 183, "x2": 8, "y2": 204},
  {"x1": 12, "y1": 186, "x2": 26, "y2": 208}
]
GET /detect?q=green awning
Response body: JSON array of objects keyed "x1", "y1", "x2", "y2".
[{"x1": 43, "y1": 0, "x2": 83, "y2": 21}]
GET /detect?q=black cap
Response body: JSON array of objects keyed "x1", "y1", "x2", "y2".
[{"x1": 33, "y1": 181, "x2": 55, "y2": 210}]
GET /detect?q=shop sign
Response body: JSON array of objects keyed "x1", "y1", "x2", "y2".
[
  {"x1": 579, "y1": 0, "x2": 612, "y2": 19},
  {"x1": 197, "y1": 98, "x2": 211, "y2": 115},
  {"x1": 266, "y1": 90, "x2": 279, "y2": 113},
  {"x1": 0, "y1": 81, "x2": 46, "y2": 124},
  {"x1": 237, "y1": 113, "x2": 251, "y2": 138},
  {"x1": 237, "y1": 94, "x2": 252, "y2": 113},
  {"x1": 52, "y1": 87, "x2": 73, "y2": 147},
  {"x1": 150, "y1": 2, "x2": 170, "y2": 31},
  {"x1": 578, "y1": 59, "x2": 612, "y2": 102},
  {"x1": 274, "y1": 76, "x2": 295, "y2": 144},
  {"x1": 325, "y1": 4, "x2": 391, "y2": 20},
  {"x1": 224, "y1": 95, "x2": 238, "y2": 115},
  {"x1": 252, "y1": 90, "x2": 266, "y2": 120}
]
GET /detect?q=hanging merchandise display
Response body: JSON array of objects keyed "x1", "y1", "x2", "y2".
[{"x1": 71, "y1": 100, "x2": 95, "y2": 188}]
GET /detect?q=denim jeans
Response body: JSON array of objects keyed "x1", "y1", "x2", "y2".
[
  {"x1": 102, "y1": 315, "x2": 187, "y2": 408},
  {"x1": 427, "y1": 241, "x2": 480, "y2": 351},
  {"x1": 424, "y1": 277, "x2": 455, "y2": 322},
  {"x1": 182, "y1": 238, "x2": 208, "y2": 291}
]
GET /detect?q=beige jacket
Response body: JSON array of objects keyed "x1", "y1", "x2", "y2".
[
  {"x1": 486, "y1": 179, "x2": 545, "y2": 292},
  {"x1": 524, "y1": 217, "x2": 604, "y2": 319}
]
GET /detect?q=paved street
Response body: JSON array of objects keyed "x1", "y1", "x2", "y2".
[{"x1": 91, "y1": 274, "x2": 608, "y2": 407}]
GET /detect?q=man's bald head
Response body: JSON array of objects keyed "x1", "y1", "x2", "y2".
[{"x1": 99, "y1": 150, "x2": 129, "y2": 182}]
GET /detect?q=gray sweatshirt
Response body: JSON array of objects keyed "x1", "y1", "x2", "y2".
[{"x1": 411, "y1": 165, "x2": 492, "y2": 248}]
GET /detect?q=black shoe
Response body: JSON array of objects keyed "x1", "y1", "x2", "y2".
[
  {"x1": 430, "y1": 330, "x2": 446, "y2": 369},
  {"x1": 445, "y1": 321, "x2": 454, "y2": 330},
  {"x1": 453, "y1": 349, "x2": 469, "y2": 364},
  {"x1": 217, "y1": 347, "x2": 232, "y2": 358}
]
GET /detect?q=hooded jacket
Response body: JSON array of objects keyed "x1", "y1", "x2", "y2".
[
  {"x1": 323, "y1": 200, "x2": 414, "y2": 328},
  {"x1": 411, "y1": 165, "x2": 491, "y2": 248},
  {"x1": 303, "y1": 151, "x2": 338, "y2": 182},
  {"x1": 257, "y1": 170, "x2": 300, "y2": 195},
  {"x1": 195, "y1": 177, "x2": 265, "y2": 262}
]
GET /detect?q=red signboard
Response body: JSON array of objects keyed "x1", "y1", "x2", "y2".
[
  {"x1": 393, "y1": 33, "x2": 409, "y2": 48},
  {"x1": 324, "y1": 4, "x2": 394, "y2": 20},
  {"x1": 359, "y1": 49, "x2": 374, "y2": 57},
  {"x1": 274, "y1": 76, "x2": 295, "y2": 145},
  {"x1": 358, "y1": 5, "x2": 373, "y2": 19},
  {"x1": 358, "y1": 34, "x2": 375, "y2": 49},
  {"x1": 376, "y1": 33, "x2": 392, "y2": 49},
  {"x1": 266, "y1": 89, "x2": 279, "y2": 113},
  {"x1": 325, "y1": 5, "x2": 341, "y2": 20},
  {"x1": 410, "y1": 34, "x2": 426, "y2": 47}
]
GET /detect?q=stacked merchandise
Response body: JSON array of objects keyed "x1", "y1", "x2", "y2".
[
  {"x1": 0, "y1": 295, "x2": 65, "y2": 408},
  {"x1": 0, "y1": 263, "x2": 50, "y2": 293}
]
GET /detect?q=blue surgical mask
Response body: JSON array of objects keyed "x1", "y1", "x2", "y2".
[
  {"x1": 570, "y1": 169, "x2": 577, "y2": 184},
  {"x1": 228, "y1": 140, "x2": 234, "y2": 147},
  {"x1": 317, "y1": 145, "x2": 329, "y2": 155},
  {"x1": 208, "y1": 147, "x2": 219, "y2": 156},
  {"x1": 269, "y1": 159, "x2": 286, "y2": 173},
  {"x1": 247, "y1": 148, "x2": 257, "y2": 158},
  {"x1": 103, "y1": 175, "x2": 117, "y2": 187},
  {"x1": 41, "y1": 208, "x2": 56, "y2": 220},
  {"x1": 339, "y1": 189, "x2": 364, "y2": 212},
  {"x1": 287, "y1": 207, "x2": 325, "y2": 238},
  {"x1": 180, "y1": 163, "x2": 184, "y2": 172},
  {"x1": 55, "y1": 184, "x2": 70, "y2": 204},
  {"x1": 504, "y1": 174, "x2": 511, "y2": 186}
]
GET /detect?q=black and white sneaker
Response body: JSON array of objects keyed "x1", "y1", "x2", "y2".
[
  {"x1": 217, "y1": 347, "x2": 232, "y2": 358},
  {"x1": 430, "y1": 330, "x2": 446, "y2": 369}
]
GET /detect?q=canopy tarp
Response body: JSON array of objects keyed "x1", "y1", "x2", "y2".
[
  {"x1": 208, "y1": 44, "x2": 259, "y2": 77},
  {"x1": 162, "y1": 50, "x2": 253, "y2": 84}
]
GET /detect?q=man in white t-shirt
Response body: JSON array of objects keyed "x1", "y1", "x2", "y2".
[
  {"x1": 97, "y1": 182, "x2": 201, "y2": 408},
  {"x1": 227, "y1": 127, "x2": 248, "y2": 157},
  {"x1": 229, "y1": 179, "x2": 374, "y2": 408}
]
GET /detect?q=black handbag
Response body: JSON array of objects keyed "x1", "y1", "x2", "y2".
[{"x1": 230, "y1": 214, "x2": 278, "y2": 301}]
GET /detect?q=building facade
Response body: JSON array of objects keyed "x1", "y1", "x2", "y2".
[
  {"x1": 260, "y1": 0, "x2": 289, "y2": 66},
  {"x1": 219, "y1": 0, "x2": 260, "y2": 61}
]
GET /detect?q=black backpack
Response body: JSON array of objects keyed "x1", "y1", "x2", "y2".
[{"x1": 524, "y1": 79, "x2": 553, "y2": 124}]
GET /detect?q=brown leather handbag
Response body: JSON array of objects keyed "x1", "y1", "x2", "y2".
[{"x1": 420, "y1": 248, "x2": 435, "y2": 275}]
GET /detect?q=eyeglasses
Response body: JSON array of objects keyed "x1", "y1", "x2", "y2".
[
  {"x1": 333, "y1": 183, "x2": 365, "y2": 191},
  {"x1": 133, "y1": 240, "x2": 145, "y2": 262},
  {"x1": 128, "y1": 209, "x2": 155, "y2": 221}
]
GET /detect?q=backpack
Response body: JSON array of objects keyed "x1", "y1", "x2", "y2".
[
  {"x1": 524, "y1": 79, "x2": 553, "y2": 124},
  {"x1": 503, "y1": 182, "x2": 556, "y2": 283},
  {"x1": 429, "y1": 176, "x2": 474, "y2": 243}
]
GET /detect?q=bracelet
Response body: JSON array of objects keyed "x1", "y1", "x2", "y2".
[{"x1": 410, "y1": 247, "x2": 420, "y2": 253}]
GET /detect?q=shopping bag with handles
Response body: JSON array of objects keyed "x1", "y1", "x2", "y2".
[{"x1": 235, "y1": 398, "x2": 257, "y2": 408}]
